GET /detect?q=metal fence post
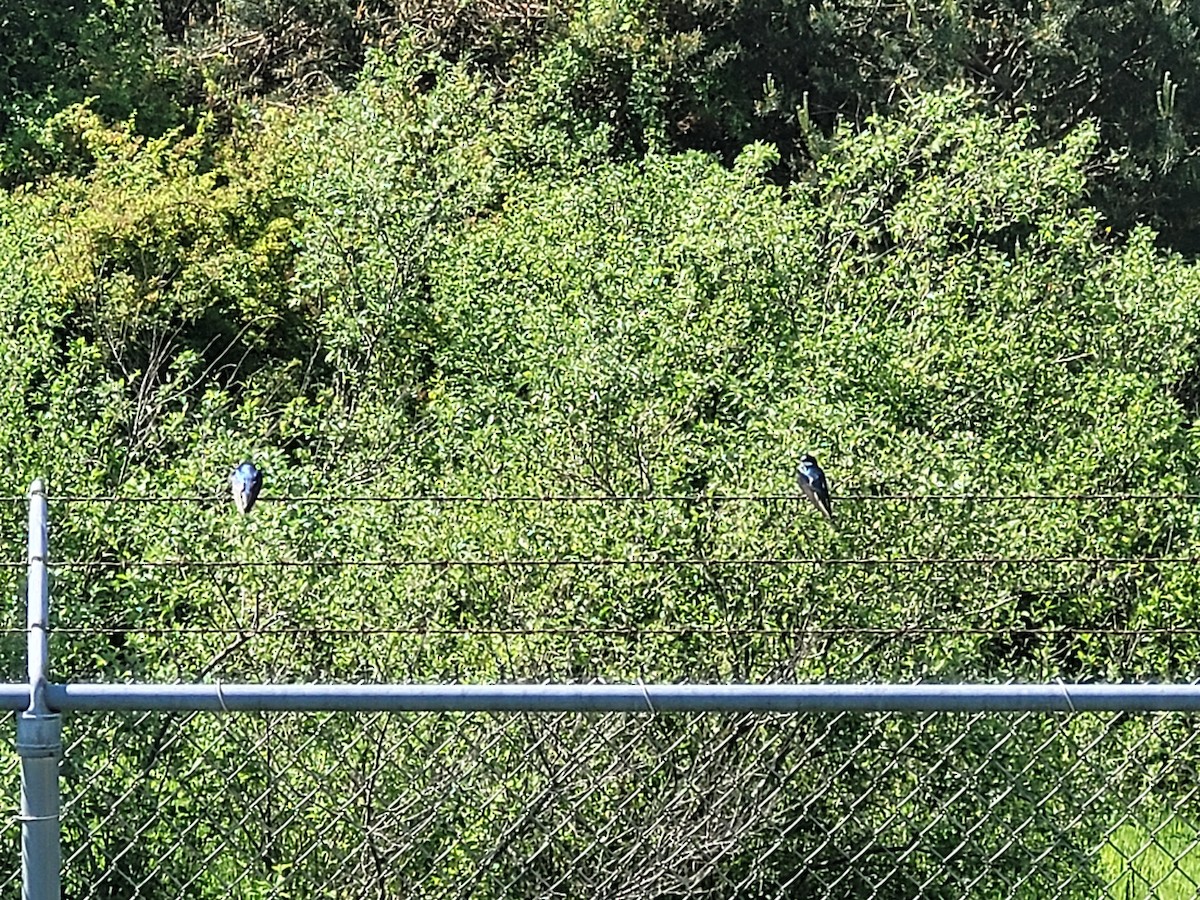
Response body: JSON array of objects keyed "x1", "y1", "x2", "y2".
[{"x1": 17, "y1": 479, "x2": 61, "y2": 900}]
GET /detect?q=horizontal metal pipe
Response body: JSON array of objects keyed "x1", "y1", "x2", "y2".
[
  {"x1": 0, "y1": 686, "x2": 34, "y2": 711},
  {"x1": 31, "y1": 682, "x2": 1200, "y2": 713}
]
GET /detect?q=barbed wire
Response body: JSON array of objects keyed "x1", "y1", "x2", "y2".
[
  {"x1": 41, "y1": 625, "x2": 1200, "y2": 637},
  {"x1": 33, "y1": 491, "x2": 1200, "y2": 504},
  {"x1": 42, "y1": 555, "x2": 1200, "y2": 569},
  {"x1": 0, "y1": 624, "x2": 1187, "y2": 645}
]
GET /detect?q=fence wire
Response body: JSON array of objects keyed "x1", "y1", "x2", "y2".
[{"x1": 0, "y1": 708, "x2": 1195, "y2": 899}]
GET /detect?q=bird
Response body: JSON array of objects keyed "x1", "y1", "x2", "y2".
[
  {"x1": 230, "y1": 461, "x2": 263, "y2": 515},
  {"x1": 797, "y1": 454, "x2": 833, "y2": 521}
]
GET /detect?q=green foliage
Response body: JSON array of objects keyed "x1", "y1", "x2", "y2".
[
  {"x1": 0, "y1": 100, "x2": 315, "y2": 512},
  {"x1": 11, "y1": 0, "x2": 1200, "y2": 241},
  {"x1": 289, "y1": 49, "x2": 503, "y2": 406},
  {"x1": 5, "y1": 50, "x2": 1200, "y2": 895},
  {"x1": 504, "y1": 0, "x2": 675, "y2": 162},
  {"x1": 0, "y1": 0, "x2": 197, "y2": 185},
  {"x1": 1101, "y1": 811, "x2": 1200, "y2": 899},
  {"x1": 488, "y1": 0, "x2": 1200, "y2": 239}
]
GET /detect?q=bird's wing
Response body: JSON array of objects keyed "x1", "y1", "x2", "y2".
[{"x1": 809, "y1": 472, "x2": 833, "y2": 520}]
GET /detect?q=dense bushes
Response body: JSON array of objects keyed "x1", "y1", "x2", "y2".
[
  {"x1": 4, "y1": 42, "x2": 1198, "y2": 746},
  {"x1": 4, "y1": 24, "x2": 1200, "y2": 897},
  {"x1": 8, "y1": 0, "x2": 1200, "y2": 242}
]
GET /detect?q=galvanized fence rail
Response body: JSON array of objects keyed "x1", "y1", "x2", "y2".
[{"x1": 5, "y1": 480, "x2": 1200, "y2": 898}]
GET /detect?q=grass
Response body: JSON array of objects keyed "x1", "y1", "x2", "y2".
[{"x1": 1099, "y1": 814, "x2": 1200, "y2": 900}]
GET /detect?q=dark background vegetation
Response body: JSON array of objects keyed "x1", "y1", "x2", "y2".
[{"x1": 7, "y1": 0, "x2": 1200, "y2": 237}]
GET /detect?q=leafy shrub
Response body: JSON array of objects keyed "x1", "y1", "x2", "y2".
[{"x1": 6, "y1": 65, "x2": 1200, "y2": 895}]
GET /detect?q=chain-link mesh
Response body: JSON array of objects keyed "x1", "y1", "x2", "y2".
[{"x1": 0, "y1": 707, "x2": 1193, "y2": 899}]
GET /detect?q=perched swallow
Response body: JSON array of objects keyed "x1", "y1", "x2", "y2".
[
  {"x1": 797, "y1": 454, "x2": 833, "y2": 521},
  {"x1": 230, "y1": 461, "x2": 263, "y2": 515}
]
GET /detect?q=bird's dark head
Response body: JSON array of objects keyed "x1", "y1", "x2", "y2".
[{"x1": 800, "y1": 454, "x2": 819, "y2": 468}]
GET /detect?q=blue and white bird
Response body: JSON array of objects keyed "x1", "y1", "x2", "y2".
[
  {"x1": 797, "y1": 454, "x2": 833, "y2": 522},
  {"x1": 230, "y1": 461, "x2": 263, "y2": 515}
]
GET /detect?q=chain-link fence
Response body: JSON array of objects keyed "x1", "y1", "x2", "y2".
[{"x1": 0, "y1": 705, "x2": 1197, "y2": 898}]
